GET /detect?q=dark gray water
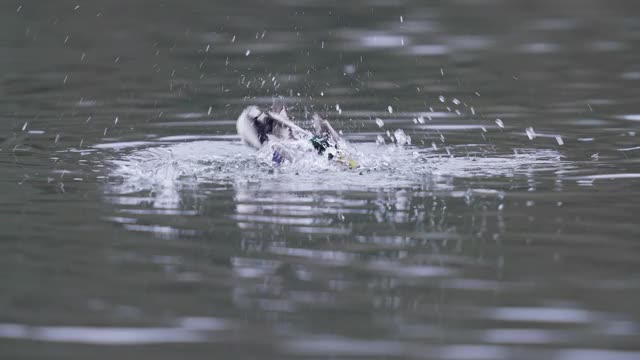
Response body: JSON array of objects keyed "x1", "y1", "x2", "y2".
[{"x1": 1, "y1": 1, "x2": 639, "y2": 359}]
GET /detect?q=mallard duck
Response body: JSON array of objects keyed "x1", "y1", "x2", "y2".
[
  {"x1": 236, "y1": 105, "x2": 311, "y2": 148},
  {"x1": 236, "y1": 104, "x2": 357, "y2": 167}
]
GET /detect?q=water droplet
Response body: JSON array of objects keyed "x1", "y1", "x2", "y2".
[
  {"x1": 525, "y1": 127, "x2": 536, "y2": 140},
  {"x1": 394, "y1": 129, "x2": 411, "y2": 145}
]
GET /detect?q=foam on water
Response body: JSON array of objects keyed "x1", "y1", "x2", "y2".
[{"x1": 103, "y1": 137, "x2": 568, "y2": 207}]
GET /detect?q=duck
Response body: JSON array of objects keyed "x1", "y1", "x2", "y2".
[
  {"x1": 236, "y1": 104, "x2": 357, "y2": 167},
  {"x1": 236, "y1": 104, "x2": 311, "y2": 149}
]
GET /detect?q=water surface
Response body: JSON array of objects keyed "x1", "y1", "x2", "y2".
[{"x1": 1, "y1": 1, "x2": 639, "y2": 359}]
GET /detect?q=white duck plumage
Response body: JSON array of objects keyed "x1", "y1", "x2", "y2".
[{"x1": 236, "y1": 105, "x2": 314, "y2": 149}]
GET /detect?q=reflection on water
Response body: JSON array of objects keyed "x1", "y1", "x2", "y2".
[{"x1": 1, "y1": 0, "x2": 640, "y2": 359}]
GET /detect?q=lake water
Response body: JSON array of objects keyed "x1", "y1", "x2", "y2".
[{"x1": 1, "y1": 1, "x2": 639, "y2": 359}]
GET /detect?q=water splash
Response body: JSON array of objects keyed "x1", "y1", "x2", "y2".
[{"x1": 102, "y1": 137, "x2": 568, "y2": 209}]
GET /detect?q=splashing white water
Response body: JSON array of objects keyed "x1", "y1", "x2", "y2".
[{"x1": 102, "y1": 136, "x2": 569, "y2": 208}]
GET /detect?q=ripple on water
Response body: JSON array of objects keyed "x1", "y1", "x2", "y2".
[
  {"x1": 617, "y1": 114, "x2": 640, "y2": 121},
  {"x1": 0, "y1": 317, "x2": 230, "y2": 345},
  {"x1": 482, "y1": 306, "x2": 597, "y2": 324}
]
